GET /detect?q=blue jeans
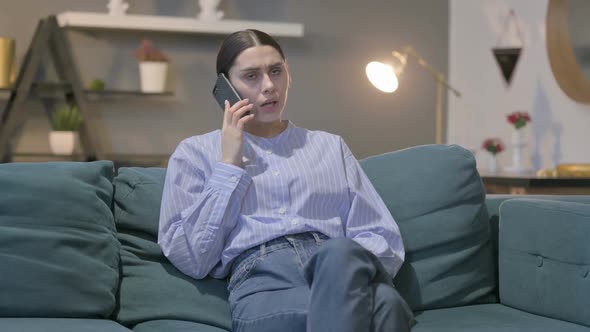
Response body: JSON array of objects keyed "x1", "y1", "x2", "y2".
[{"x1": 228, "y1": 232, "x2": 414, "y2": 332}]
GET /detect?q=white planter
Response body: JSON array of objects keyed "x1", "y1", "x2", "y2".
[
  {"x1": 505, "y1": 128, "x2": 531, "y2": 173},
  {"x1": 139, "y1": 61, "x2": 168, "y2": 93},
  {"x1": 49, "y1": 131, "x2": 76, "y2": 155},
  {"x1": 487, "y1": 154, "x2": 499, "y2": 173}
]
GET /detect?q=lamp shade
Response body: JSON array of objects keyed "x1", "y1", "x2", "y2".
[{"x1": 366, "y1": 61, "x2": 398, "y2": 93}]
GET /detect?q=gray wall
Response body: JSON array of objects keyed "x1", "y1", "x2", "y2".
[{"x1": 0, "y1": 0, "x2": 448, "y2": 159}]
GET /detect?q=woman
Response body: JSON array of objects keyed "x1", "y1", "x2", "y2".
[{"x1": 158, "y1": 29, "x2": 414, "y2": 332}]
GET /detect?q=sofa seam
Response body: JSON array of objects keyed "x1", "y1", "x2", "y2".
[
  {"x1": 500, "y1": 248, "x2": 589, "y2": 266},
  {"x1": 500, "y1": 200, "x2": 590, "y2": 218}
]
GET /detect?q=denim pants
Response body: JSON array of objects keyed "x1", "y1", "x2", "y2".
[{"x1": 227, "y1": 232, "x2": 414, "y2": 332}]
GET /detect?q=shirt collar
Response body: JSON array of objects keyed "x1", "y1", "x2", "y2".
[{"x1": 245, "y1": 120, "x2": 293, "y2": 148}]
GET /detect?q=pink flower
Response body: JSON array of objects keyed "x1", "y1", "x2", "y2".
[
  {"x1": 482, "y1": 138, "x2": 504, "y2": 155},
  {"x1": 506, "y1": 111, "x2": 531, "y2": 129}
]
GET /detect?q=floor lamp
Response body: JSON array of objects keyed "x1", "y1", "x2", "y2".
[{"x1": 366, "y1": 46, "x2": 462, "y2": 144}]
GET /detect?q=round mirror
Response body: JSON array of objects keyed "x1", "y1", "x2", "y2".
[{"x1": 547, "y1": 0, "x2": 590, "y2": 103}]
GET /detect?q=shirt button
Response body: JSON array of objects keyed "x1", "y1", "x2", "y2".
[
  {"x1": 230, "y1": 175, "x2": 238, "y2": 183},
  {"x1": 278, "y1": 207, "x2": 286, "y2": 215},
  {"x1": 266, "y1": 150, "x2": 272, "y2": 155},
  {"x1": 274, "y1": 171, "x2": 280, "y2": 176},
  {"x1": 291, "y1": 218, "x2": 299, "y2": 225}
]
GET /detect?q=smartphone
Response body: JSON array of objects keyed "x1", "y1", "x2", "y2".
[{"x1": 212, "y1": 73, "x2": 250, "y2": 117}]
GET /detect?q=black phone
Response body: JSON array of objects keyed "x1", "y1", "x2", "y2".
[{"x1": 212, "y1": 73, "x2": 250, "y2": 117}]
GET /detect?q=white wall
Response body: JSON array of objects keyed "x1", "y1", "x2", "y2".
[{"x1": 448, "y1": 0, "x2": 590, "y2": 171}]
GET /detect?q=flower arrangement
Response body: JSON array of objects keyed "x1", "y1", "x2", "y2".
[
  {"x1": 482, "y1": 138, "x2": 505, "y2": 155},
  {"x1": 134, "y1": 39, "x2": 168, "y2": 62},
  {"x1": 506, "y1": 111, "x2": 531, "y2": 129}
]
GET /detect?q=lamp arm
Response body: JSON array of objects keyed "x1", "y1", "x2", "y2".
[{"x1": 400, "y1": 47, "x2": 462, "y2": 97}]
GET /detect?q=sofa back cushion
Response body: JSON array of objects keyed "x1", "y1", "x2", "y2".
[
  {"x1": 360, "y1": 144, "x2": 496, "y2": 311},
  {"x1": 0, "y1": 161, "x2": 119, "y2": 318},
  {"x1": 113, "y1": 167, "x2": 231, "y2": 330}
]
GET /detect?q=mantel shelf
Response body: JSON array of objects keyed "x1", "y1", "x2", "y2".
[{"x1": 57, "y1": 11, "x2": 304, "y2": 37}]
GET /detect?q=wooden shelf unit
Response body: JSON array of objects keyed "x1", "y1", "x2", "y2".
[{"x1": 57, "y1": 11, "x2": 304, "y2": 37}]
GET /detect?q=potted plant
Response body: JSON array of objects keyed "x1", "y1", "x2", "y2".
[
  {"x1": 482, "y1": 138, "x2": 505, "y2": 173},
  {"x1": 49, "y1": 103, "x2": 83, "y2": 155},
  {"x1": 134, "y1": 39, "x2": 169, "y2": 93}
]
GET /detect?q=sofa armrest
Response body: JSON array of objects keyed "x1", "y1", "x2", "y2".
[
  {"x1": 498, "y1": 198, "x2": 590, "y2": 327},
  {"x1": 486, "y1": 194, "x2": 590, "y2": 263}
]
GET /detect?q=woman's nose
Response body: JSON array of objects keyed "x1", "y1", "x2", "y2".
[{"x1": 262, "y1": 74, "x2": 275, "y2": 93}]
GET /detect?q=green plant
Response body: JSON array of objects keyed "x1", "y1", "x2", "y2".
[
  {"x1": 89, "y1": 78, "x2": 105, "y2": 91},
  {"x1": 51, "y1": 104, "x2": 83, "y2": 131}
]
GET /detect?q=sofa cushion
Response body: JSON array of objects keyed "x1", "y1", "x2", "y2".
[
  {"x1": 113, "y1": 167, "x2": 231, "y2": 330},
  {"x1": 0, "y1": 318, "x2": 132, "y2": 332},
  {"x1": 360, "y1": 144, "x2": 496, "y2": 311},
  {"x1": 133, "y1": 320, "x2": 229, "y2": 332},
  {"x1": 499, "y1": 199, "x2": 590, "y2": 327},
  {"x1": 0, "y1": 161, "x2": 119, "y2": 318},
  {"x1": 411, "y1": 304, "x2": 590, "y2": 332}
]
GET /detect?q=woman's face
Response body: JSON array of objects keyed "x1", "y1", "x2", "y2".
[{"x1": 227, "y1": 45, "x2": 289, "y2": 123}]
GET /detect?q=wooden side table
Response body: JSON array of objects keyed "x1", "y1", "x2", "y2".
[{"x1": 480, "y1": 171, "x2": 590, "y2": 195}]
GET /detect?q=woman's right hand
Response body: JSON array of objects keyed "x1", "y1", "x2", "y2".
[{"x1": 221, "y1": 99, "x2": 255, "y2": 168}]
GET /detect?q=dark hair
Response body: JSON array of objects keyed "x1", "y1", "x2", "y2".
[{"x1": 216, "y1": 29, "x2": 286, "y2": 76}]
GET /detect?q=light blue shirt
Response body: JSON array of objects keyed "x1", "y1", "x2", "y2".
[{"x1": 158, "y1": 121, "x2": 405, "y2": 279}]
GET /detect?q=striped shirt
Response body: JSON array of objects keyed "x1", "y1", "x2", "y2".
[{"x1": 158, "y1": 121, "x2": 405, "y2": 279}]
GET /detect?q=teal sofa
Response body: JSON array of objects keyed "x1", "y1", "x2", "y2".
[{"x1": 0, "y1": 144, "x2": 589, "y2": 332}]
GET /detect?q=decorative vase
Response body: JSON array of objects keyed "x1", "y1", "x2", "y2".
[
  {"x1": 49, "y1": 131, "x2": 76, "y2": 155},
  {"x1": 508, "y1": 128, "x2": 527, "y2": 173},
  {"x1": 487, "y1": 154, "x2": 499, "y2": 173},
  {"x1": 139, "y1": 61, "x2": 168, "y2": 93},
  {"x1": 197, "y1": 0, "x2": 224, "y2": 21}
]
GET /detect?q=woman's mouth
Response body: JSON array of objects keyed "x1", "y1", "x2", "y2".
[{"x1": 259, "y1": 100, "x2": 279, "y2": 112}]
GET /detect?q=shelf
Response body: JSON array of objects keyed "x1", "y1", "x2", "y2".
[
  {"x1": 85, "y1": 89, "x2": 173, "y2": 97},
  {"x1": 1, "y1": 87, "x2": 13, "y2": 98},
  {"x1": 11, "y1": 152, "x2": 170, "y2": 167},
  {"x1": 11, "y1": 153, "x2": 87, "y2": 162},
  {"x1": 1, "y1": 83, "x2": 173, "y2": 98},
  {"x1": 57, "y1": 12, "x2": 304, "y2": 38}
]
